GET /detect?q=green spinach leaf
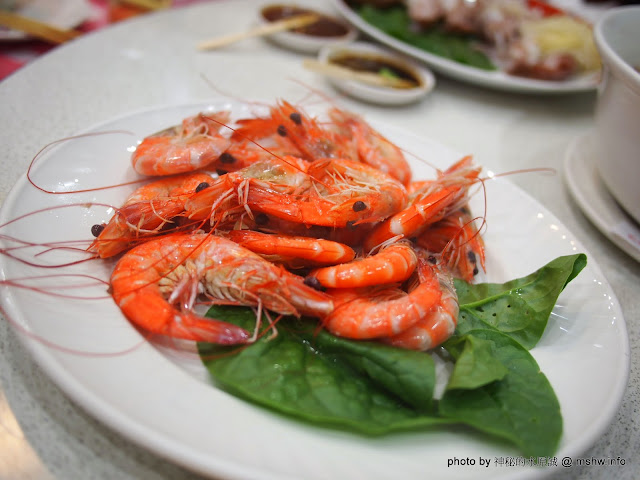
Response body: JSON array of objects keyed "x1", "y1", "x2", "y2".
[
  {"x1": 355, "y1": 4, "x2": 496, "y2": 70},
  {"x1": 199, "y1": 254, "x2": 585, "y2": 456},
  {"x1": 444, "y1": 334, "x2": 509, "y2": 390},
  {"x1": 439, "y1": 329, "x2": 562, "y2": 457},
  {"x1": 454, "y1": 253, "x2": 587, "y2": 349},
  {"x1": 199, "y1": 310, "x2": 444, "y2": 435}
]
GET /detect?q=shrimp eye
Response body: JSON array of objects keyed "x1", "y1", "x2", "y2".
[
  {"x1": 219, "y1": 152, "x2": 236, "y2": 164},
  {"x1": 467, "y1": 250, "x2": 477, "y2": 264},
  {"x1": 304, "y1": 276, "x2": 326, "y2": 291},
  {"x1": 195, "y1": 182, "x2": 210, "y2": 192},
  {"x1": 277, "y1": 125, "x2": 287, "y2": 136},
  {"x1": 352, "y1": 201, "x2": 367, "y2": 212},
  {"x1": 91, "y1": 224, "x2": 105, "y2": 237},
  {"x1": 216, "y1": 169, "x2": 228, "y2": 176},
  {"x1": 428, "y1": 255, "x2": 437, "y2": 264},
  {"x1": 289, "y1": 112, "x2": 302, "y2": 125},
  {"x1": 255, "y1": 213, "x2": 269, "y2": 225}
]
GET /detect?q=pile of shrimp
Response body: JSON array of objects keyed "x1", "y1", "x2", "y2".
[{"x1": 94, "y1": 99, "x2": 486, "y2": 352}]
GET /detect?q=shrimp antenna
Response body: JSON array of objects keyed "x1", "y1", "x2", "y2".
[
  {"x1": 199, "y1": 112, "x2": 329, "y2": 188},
  {"x1": 482, "y1": 166, "x2": 556, "y2": 180},
  {"x1": 0, "y1": 301, "x2": 148, "y2": 357},
  {"x1": 27, "y1": 130, "x2": 147, "y2": 195},
  {"x1": 198, "y1": 72, "x2": 273, "y2": 115},
  {"x1": 289, "y1": 77, "x2": 440, "y2": 174}
]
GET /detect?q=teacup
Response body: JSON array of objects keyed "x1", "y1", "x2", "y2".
[{"x1": 593, "y1": 6, "x2": 640, "y2": 224}]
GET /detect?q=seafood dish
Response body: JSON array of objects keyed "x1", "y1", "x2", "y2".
[
  {"x1": 339, "y1": 0, "x2": 601, "y2": 82},
  {"x1": 2, "y1": 97, "x2": 587, "y2": 460},
  {"x1": 90, "y1": 99, "x2": 489, "y2": 349}
]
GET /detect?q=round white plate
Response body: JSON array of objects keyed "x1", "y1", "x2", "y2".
[
  {"x1": 0, "y1": 102, "x2": 629, "y2": 480},
  {"x1": 564, "y1": 133, "x2": 640, "y2": 263},
  {"x1": 0, "y1": 0, "x2": 92, "y2": 41},
  {"x1": 331, "y1": 0, "x2": 601, "y2": 94}
]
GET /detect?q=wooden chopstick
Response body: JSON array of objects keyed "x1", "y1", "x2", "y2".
[
  {"x1": 116, "y1": 0, "x2": 172, "y2": 10},
  {"x1": 0, "y1": 10, "x2": 82, "y2": 44},
  {"x1": 303, "y1": 59, "x2": 417, "y2": 89},
  {"x1": 197, "y1": 13, "x2": 319, "y2": 51}
]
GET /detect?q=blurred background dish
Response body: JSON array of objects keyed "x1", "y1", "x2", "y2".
[
  {"x1": 315, "y1": 41, "x2": 435, "y2": 105},
  {"x1": 331, "y1": 0, "x2": 606, "y2": 93},
  {"x1": 592, "y1": 5, "x2": 640, "y2": 225},
  {"x1": 257, "y1": 1, "x2": 358, "y2": 53},
  {"x1": 564, "y1": 133, "x2": 640, "y2": 263},
  {"x1": 0, "y1": 0, "x2": 92, "y2": 41}
]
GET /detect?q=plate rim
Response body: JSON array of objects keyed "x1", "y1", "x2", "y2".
[{"x1": 563, "y1": 133, "x2": 640, "y2": 263}]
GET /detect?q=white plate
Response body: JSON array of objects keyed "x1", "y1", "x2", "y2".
[
  {"x1": 331, "y1": 0, "x2": 601, "y2": 94},
  {"x1": 0, "y1": 0, "x2": 92, "y2": 41},
  {"x1": 564, "y1": 133, "x2": 640, "y2": 263},
  {"x1": 0, "y1": 102, "x2": 629, "y2": 480}
]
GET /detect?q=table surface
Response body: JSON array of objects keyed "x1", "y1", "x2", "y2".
[{"x1": 0, "y1": 1, "x2": 638, "y2": 479}]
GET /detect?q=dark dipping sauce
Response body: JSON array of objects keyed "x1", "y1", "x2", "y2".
[
  {"x1": 330, "y1": 52, "x2": 421, "y2": 89},
  {"x1": 261, "y1": 5, "x2": 350, "y2": 37}
]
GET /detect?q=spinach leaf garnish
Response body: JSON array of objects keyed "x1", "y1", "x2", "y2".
[
  {"x1": 199, "y1": 254, "x2": 586, "y2": 456},
  {"x1": 354, "y1": 4, "x2": 496, "y2": 71}
]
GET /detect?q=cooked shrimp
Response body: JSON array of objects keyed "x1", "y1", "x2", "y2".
[
  {"x1": 89, "y1": 171, "x2": 214, "y2": 258},
  {"x1": 208, "y1": 138, "x2": 300, "y2": 175},
  {"x1": 227, "y1": 230, "x2": 356, "y2": 269},
  {"x1": 382, "y1": 258, "x2": 459, "y2": 350},
  {"x1": 131, "y1": 112, "x2": 232, "y2": 176},
  {"x1": 416, "y1": 207, "x2": 486, "y2": 282},
  {"x1": 246, "y1": 157, "x2": 407, "y2": 228},
  {"x1": 329, "y1": 108, "x2": 412, "y2": 186},
  {"x1": 110, "y1": 233, "x2": 334, "y2": 343},
  {"x1": 321, "y1": 254, "x2": 442, "y2": 339},
  {"x1": 364, "y1": 156, "x2": 480, "y2": 251},
  {"x1": 184, "y1": 156, "x2": 312, "y2": 224},
  {"x1": 235, "y1": 100, "x2": 358, "y2": 162},
  {"x1": 307, "y1": 242, "x2": 417, "y2": 289}
]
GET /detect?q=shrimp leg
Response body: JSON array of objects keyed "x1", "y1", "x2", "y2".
[{"x1": 110, "y1": 233, "x2": 333, "y2": 343}]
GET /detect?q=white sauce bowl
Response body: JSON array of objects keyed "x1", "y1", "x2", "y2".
[
  {"x1": 317, "y1": 41, "x2": 436, "y2": 106},
  {"x1": 257, "y1": 2, "x2": 358, "y2": 54}
]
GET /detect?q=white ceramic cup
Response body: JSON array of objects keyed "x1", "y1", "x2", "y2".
[{"x1": 593, "y1": 6, "x2": 640, "y2": 224}]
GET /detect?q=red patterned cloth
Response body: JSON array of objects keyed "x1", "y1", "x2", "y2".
[{"x1": 0, "y1": 0, "x2": 213, "y2": 81}]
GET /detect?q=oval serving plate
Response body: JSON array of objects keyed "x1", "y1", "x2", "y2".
[{"x1": 331, "y1": 0, "x2": 601, "y2": 94}]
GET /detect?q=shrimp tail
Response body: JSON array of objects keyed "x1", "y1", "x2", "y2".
[
  {"x1": 112, "y1": 280, "x2": 250, "y2": 344},
  {"x1": 168, "y1": 311, "x2": 251, "y2": 345}
]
